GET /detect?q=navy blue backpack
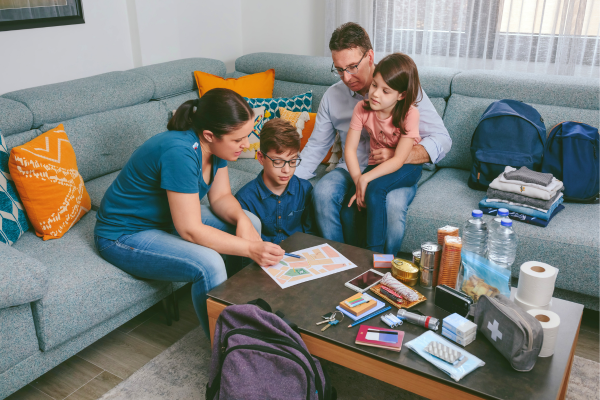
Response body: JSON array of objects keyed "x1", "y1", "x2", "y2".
[
  {"x1": 468, "y1": 100, "x2": 546, "y2": 190},
  {"x1": 541, "y1": 121, "x2": 599, "y2": 203}
]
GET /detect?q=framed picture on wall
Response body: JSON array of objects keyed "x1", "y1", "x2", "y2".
[{"x1": 0, "y1": 0, "x2": 84, "y2": 32}]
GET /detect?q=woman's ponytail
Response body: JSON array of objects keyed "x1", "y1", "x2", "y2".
[
  {"x1": 167, "y1": 89, "x2": 254, "y2": 139},
  {"x1": 167, "y1": 100, "x2": 196, "y2": 131}
]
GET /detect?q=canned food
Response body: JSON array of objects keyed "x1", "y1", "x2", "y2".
[
  {"x1": 421, "y1": 242, "x2": 442, "y2": 287},
  {"x1": 391, "y1": 259, "x2": 419, "y2": 280},
  {"x1": 412, "y1": 249, "x2": 421, "y2": 267}
]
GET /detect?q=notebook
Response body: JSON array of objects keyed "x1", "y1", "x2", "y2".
[
  {"x1": 339, "y1": 292, "x2": 378, "y2": 316},
  {"x1": 355, "y1": 325, "x2": 404, "y2": 352},
  {"x1": 336, "y1": 293, "x2": 386, "y2": 321}
]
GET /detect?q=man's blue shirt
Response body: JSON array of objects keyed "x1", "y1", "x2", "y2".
[{"x1": 235, "y1": 172, "x2": 315, "y2": 244}]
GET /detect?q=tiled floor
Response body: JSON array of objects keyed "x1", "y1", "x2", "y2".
[{"x1": 7, "y1": 287, "x2": 600, "y2": 400}]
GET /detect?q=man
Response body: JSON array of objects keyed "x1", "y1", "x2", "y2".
[{"x1": 294, "y1": 22, "x2": 451, "y2": 254}]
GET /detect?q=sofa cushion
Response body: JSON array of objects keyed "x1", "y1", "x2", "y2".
[
  {"x1": 4, "y1": 129, "x2": 41, "y2": 151},
  {"x1": 41, "y1": 101, "x2": 169, "y2": 182},
  {"x1": 0, "y1": 97, "x2": 33, "y2": 136},
  {"x1": 12, "y1": 211, "x2": 171, "y2": 351},
  {"x1": 129, "y1": 58, "x2": 226, "y2": 99},
  {"x1": 1, "y1": 72, "x2": 155, "y2": 128},
  {"x1": 0, "y1": 243, "x2": 48, "y2": 308},
  {"x1": 9, "y1": 124, "x2": 91, "y2": 240},
  {"x1": 401, "y1": 168, "x2": 599, "y2": 297},
  {"x1": 195, "y1": 69, "x2": 275, "y2": 98},
  {"x1": 86, "y1": 171, "x2": 121, "y2": 210},
  {"x1": 438, "y1": 94, "x2": 600, "y2": 171},
  {"x1": 452, "y1": 69, "x2": 599, "y2": 110},
  {"x1": 0, "y1": 304, "x2": 39, "y2": 375},
  {"x1": 430, "y1": 97, "x2": 446, "y2": 118},
  {"x1": 162, "y1": 91, "x2": 199, "y2": 115}
]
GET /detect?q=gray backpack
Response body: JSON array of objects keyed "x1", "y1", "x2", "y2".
[
  {"x1": 206, "y1": 299, "x2": 336, "y2": 400},
  {"x1": 474, "y1": 294, "x2": 543, "y2": 371}
]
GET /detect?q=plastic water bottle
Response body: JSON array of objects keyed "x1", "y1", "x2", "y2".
[
  {"x1": 488, "y1": 218, "x2": 518, "y2": 269},
  {"x1": 488, "y1": 208, "x2": 510, "y2": 234},
  {"x1": 462, "y1": 210, "x2": 488, "y2": 257}
]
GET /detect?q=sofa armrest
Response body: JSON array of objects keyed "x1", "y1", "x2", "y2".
[{"x1": 0, "y1": 243, "x2": 48, "y2": 309}]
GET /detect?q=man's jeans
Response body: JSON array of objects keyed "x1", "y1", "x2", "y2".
[
  {"x1": 312, "y1": 168, "x2": 419, "y2": 255},
  {"x1": 94, "y1": 206, "x2": 261, "y2": 337}
]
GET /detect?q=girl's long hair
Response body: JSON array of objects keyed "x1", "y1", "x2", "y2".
[
  {"x1": 364, "y1": 53, "x2": 422, "y2": 135},
  {"x1": 167, "y1": 88, "x2": 254, "y2": 140}
]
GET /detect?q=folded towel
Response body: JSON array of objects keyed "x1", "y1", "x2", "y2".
[
  {"x1": 479, "y1": 205, "x2": 565, "y2": 227},
  {"x1": 490, "y1": 167, "x2": 563, "y2": 201},
  {"x1": 504, "y1": 166, "x2": 554, "y2": 186},
  {"x1": 480, "y1": 196, "x2": 564, "y2": 221},
  {"x1": 487, "y1": 188, "x2": 562, "y2": 211}
]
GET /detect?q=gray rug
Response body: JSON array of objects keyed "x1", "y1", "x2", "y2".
[{"x1": 100, "y1": 327, "x2": 599, "y2": 400}]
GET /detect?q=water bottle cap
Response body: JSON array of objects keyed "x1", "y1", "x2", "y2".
[
  {"x1": 472, "y1": 210, "x2": 483, "y2": 217},
  {"x1": 498, "y1": 208, "x2": 509, "y2": 216},
  {"x1": 501, "y1": 218, "x2": 512, "y2": 227}
]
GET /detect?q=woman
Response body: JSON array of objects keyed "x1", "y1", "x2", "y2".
[{"x1": 94, "y1": 88, "x2": 285, "y2": 336}]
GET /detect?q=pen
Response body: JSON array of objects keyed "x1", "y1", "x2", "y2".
[
  {"x1": 284, "y1": 253, "x2": 304, "y2": 259},
  {"x1": 347, "y1": 306, "x2": 392, "y2": 328}
]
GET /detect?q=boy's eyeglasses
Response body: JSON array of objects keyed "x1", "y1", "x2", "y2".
[
  {"x1": 261, "y1": 152, "x2": 302, "y2": 168},
  {"x1": 331, "y1": 51, "x2": 367, "y2": 78}
]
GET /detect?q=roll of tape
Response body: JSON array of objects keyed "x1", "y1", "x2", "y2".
[
  {"x1": 516, "y1": 262, "x2": 558, "y2": 307},
  {"x1": 513, "y1": 294, "x2": 552, "y2": 312},
  {"x1": 527, "y1": 309, "x2": 560, "y2": 357}
]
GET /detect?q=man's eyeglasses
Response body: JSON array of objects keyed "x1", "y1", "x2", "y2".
[
  {"x1": 261, "y1": 152, "x2": 302, "y2": 168},
  {"x1": 331, "y1": 51, "x2": 367, "y2": 78}
]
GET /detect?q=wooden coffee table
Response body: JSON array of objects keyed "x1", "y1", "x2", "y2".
[{"x1": 207, "y1": 233, "x2": 582, "y2": 400}]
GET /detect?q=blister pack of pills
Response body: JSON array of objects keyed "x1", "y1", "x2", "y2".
[{"x1": 424, "y1": 341, "x2": 464, "y2": 365}]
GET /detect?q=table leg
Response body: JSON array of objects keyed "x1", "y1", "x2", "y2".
[{"x1": 557, "y1": 315, "x2": 582, "y2": 400}]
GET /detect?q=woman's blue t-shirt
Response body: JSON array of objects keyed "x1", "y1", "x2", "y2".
[{"x1": 95, "y1": 129, "x2": 227, "y2": 240}]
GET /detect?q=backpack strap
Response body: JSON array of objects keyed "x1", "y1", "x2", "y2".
[{"x1": 247, "y1": 298, "x2": 300, "y2": 334}]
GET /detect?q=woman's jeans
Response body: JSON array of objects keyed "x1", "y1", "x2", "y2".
[
  {"x1": 94, "y1": 206, "x2": 261, "y2": 337},
  {"x1": 354, "y1": 164, "x2": 423, "y2": 253}
]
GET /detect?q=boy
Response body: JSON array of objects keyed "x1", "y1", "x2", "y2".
[{"x1": 235, "y1": 119, "x2": 315, "y2": 244}]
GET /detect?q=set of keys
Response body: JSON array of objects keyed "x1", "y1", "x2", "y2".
[{"x1": 316, "y1": 312, "x2": 344, "y2": 332}]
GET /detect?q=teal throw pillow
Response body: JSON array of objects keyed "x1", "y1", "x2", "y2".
[
  {"x1": 244, "y1": 92, "x2": 313, "y2": 123},
  {"x1": 0, "y1": 130, "x2": 29, "y2": 244}
]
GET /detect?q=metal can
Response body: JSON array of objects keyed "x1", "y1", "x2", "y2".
[
  {"x1": 412, "y1": 249, "x2": 421, "y2": 267},
  {"x1": 421, "y1": 242, "x2": 442, "y2": 287},
  {"x1": 391, "y1": 259, "x2": 419, "y2": 286}
]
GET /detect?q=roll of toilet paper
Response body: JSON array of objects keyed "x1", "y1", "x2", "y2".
[
  {"x1": 513, "y1": 295, "x2": 552, "y2": 312},
  {"x1": 527, "y1": 309, "x2": 560, "y2": 357},
  {"x1": 516, "y1": 262, "x2": 558, "y2": 307}
]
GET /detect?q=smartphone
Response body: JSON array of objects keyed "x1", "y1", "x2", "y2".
[{"x1": 344, "y1": 269, "x2": 385, "y2": 293}]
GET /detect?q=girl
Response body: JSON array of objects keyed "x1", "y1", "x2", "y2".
[
  {"x1": 345, "y1": 53, "x2": 423, "y2": 253},
  {"x1": 94, "y1": 88, "x2": 285, "y2": 337}
]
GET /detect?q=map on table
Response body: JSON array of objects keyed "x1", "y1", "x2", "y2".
[{"x1": 262, "y1": 243, "x2": 357, "y2": 289}]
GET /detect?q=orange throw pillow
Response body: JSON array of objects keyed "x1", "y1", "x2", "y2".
[
  {"x1": 8, "y1": 124, "x2": 91, "y2": 240},
  {"x1": 283, "y1": 112, "x2": 333, "y2": 164},
  {"x1": 194, "y1": 69, "x2": 275, "y2": 98}
]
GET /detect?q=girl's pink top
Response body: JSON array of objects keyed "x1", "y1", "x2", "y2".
[{"x1": 349, "y1": 101, "x2": 421, "y2": 165}]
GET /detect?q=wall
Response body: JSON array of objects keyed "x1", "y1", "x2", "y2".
[
  {"x1": 241, "y1": 0, "x2": 326, "y2": 57},
  {"x1": 0, "y1": 0, "x2": 134, "y2": 94},
  {"x1": 133, "y1": 0, "x2": 242, "y2": 72}
]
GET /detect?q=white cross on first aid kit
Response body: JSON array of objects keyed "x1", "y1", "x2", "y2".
[{"x1": 488, "y1": 320, "x2": 503, "y2": 341}]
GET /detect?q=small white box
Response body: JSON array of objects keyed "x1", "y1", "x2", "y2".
[
  {"x1": 443, "y1": 313, "x2": 477, "y2": 339},
  {"x1": 442, "y1": 326, "x2": 476, "y2": 346}
]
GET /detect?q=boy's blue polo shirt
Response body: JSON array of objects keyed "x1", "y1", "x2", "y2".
[
  {"x1": 95, "y1": 129, "x2": 227, "y2": 240},
  {"x1": 235, "y1": 171, "x2": 315, "y2": 244}
]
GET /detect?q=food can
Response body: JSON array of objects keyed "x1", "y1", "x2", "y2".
[
  {"x1": 421, "y1": 242, "x2": 442, "y2": 287},
  {"x1": 412, "y1": 249, "x2": 421, "y2": 267},
  {"x1": 391, "y1": 259, "x2": 419, "y2": 285},
  {"x1": 419, "y1": 265, "x2": 434, "y2": 288}
]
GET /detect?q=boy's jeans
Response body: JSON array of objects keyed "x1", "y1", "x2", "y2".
[
  {"x1": 312, "y1": 167, "x2": 420, "y2": 254},
  {"x1": 94, "y1": 206, "x2": 260, "y2": 337}
]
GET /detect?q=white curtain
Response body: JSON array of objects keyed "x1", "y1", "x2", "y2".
[
  {"x1": 327, "y1": 0, "x2": 599, "y2": 76},
  {"x1": 324, "y1": 0, "x2": 375, "y2": 56}
]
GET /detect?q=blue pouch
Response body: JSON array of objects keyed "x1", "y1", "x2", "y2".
[
  {"x1": 406, "y1": 331, "x2": 485, "y2": 381},
  {"x1": 457, "y1": 251, "x2": 511, "y2": 303}
]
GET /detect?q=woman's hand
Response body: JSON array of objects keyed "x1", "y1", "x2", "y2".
[
  {"x1": 248, "y1": 241, "x2": 285, "y2": 267},
  {"x1": 348, "y1": 175, "x2": 370, "y2": 211},
  {"x1": 236, "y1": 217, "x2": 262, "y2": 242}
]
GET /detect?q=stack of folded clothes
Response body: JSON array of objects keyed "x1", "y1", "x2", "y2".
[{"x1": 479, "y1": 166, "x2": 565, "y2": 227}]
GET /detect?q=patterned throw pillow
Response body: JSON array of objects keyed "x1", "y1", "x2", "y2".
[
  {"x1": 239, "y1": 107, "x2": 266, "y2": 159},
  {"x1": 194, "y1": 69, "x2": 275, "y2": 98},
  {"x1": 8, "y1": 124, "x2": 91, "y2": 240},
  {"x1": 244, "y1": 92, "x2": 313, "y2": 124},
  {"x1": 0, "y1": 130, "x2": 29, "y2": 244}
]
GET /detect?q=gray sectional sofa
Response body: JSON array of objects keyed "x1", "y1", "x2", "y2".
[{"x1": 0, "y1": 52, "x2": 598, "y2": 398}]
